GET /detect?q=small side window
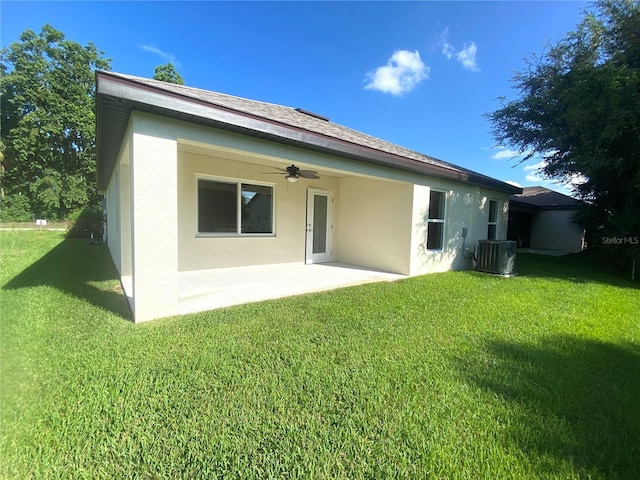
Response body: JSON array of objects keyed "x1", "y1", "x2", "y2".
[
  {"x1": 488, "y1": 200, "x2": 498, "y2": 240},
  {"x1": 427, "y1": 190, "x2": 446, "y2": 250}
]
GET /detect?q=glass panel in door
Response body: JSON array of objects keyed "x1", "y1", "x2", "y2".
[{"x1": 313, "y1": 195, "x2": 328, "y2": 254}]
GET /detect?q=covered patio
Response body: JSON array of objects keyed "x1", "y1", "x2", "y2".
[{"x1": 122, "y1": 263, "x2": 406, "y2": 316}]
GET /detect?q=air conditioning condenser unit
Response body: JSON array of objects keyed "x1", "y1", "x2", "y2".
[{"x1": 476, "y1": 240, "x2": 517, "y2": 275}]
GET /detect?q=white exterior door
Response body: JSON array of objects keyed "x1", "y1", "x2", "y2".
[{"x1": 306, "y1": 188, "x2": 333, "y2": 264}]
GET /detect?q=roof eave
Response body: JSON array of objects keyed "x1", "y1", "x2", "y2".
[
  {"x1": 96, "y1": 71, "x2": 521, "y2": 194},
  {"x1": 509, "y1": 198, "x2": 582, "y2": 210}
]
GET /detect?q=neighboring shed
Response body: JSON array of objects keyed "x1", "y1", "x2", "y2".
[{"x1": 508, "y1": 186, "x2": 585, "y2": 252}]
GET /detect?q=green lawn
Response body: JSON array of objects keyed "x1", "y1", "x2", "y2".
[{"x1": 1, "y1": 230, "x2": 639, "y2": 479}]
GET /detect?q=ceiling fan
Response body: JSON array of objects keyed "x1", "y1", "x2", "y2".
[{"x1": 265, "y1": 164, "x2": 320, "y2": 183}]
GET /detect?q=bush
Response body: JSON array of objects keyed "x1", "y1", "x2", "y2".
[
  {"x1": 0, "y1": 195, "x2": 32, "y2": 222},
  {"x1": 586, "y1": 202, "x2": 640, "y2": 281},
  {"x1": 66, "y1": 204, "x2": 103, "y2": 239}
]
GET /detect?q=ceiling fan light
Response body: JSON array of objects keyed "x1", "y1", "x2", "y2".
[{"x1": 286, "y1": 174, "x2": 298, "y2": 183}]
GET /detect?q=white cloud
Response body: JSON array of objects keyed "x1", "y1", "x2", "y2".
[
  {"x1": 491, "y1": 148, "x2": 519, "y2": 160},
  {"x1": 524, "y1": 161, "x2": 547, "y2": 171},
  {"x1": 569, "y1": 173, "x2": 588, "y2": 185},
  {"x1": 491, "y1": 147, "x2": 535, "y2": 161},
  {"x1": 518, "y1": 159, "x2": 586, "y2": 195},
  {"x1": 525, "y1": 173, "x2": 543, "y2": 182},
  {"x1": 138, "y1": 44, "x2": 180, "y2": 67},
  {"x1": 506, "y1": 180, "x2": 523, "y2": 188},
  {"x1": 457, "y1": 42, "x2": 479, "y2": 72},
  {"x1": 439, "y1": 28, "x2": 480, "y2": 72},
  {"x1": 440, "y1": 28, "x2": 455, "y2": 59},
  {"x1": 523, "y1": 161, "x2": 547, "y2": 182},
  {"x1": 365, "y1": 50, "x2": 429, "y2": 95}
]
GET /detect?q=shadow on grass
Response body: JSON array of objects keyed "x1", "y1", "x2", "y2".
[
  {"x1": 461, "y1": 335, "x2": 640, "y2": 478},
  {"x1": 515, "y1": 252, "x2": 639, "y2": 290},
  {"x1": 3, "y1": 239, "x2": 132, "y2": 321}
]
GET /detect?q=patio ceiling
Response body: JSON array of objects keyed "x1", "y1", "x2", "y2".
[{"x1": 177, "y1": 140, "x2": 347, "y2": 179}]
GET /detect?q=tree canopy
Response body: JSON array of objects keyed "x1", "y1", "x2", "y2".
[
  {"x1": 153, "y1": 62, "x2": 184, "y2": 85},
  {"x1": 488, "y1": 0, "x2": 640, "y2": 228},
  {"x1": 1, "y1": 24, "x2": 111, "y2": 220}
]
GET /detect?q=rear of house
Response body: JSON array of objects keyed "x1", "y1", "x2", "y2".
[{"x1": 96, "y1": 71, "x2": 521, "y2": 322}]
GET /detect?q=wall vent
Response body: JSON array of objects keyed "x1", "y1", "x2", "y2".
[{"x1": 476, "y1": 240, "x2": 517, "y2": 275}]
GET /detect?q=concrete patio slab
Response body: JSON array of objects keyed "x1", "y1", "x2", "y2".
[{"x1": 177, "y1": 262, "x2": 407, "y2": 315}]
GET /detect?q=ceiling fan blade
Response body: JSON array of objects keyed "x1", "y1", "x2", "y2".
[
  {"x1": 262, "y1": 165, "x2": 320, "y2": 179},
  {"x1": 263, "y1": 167, "x2": 289, "y2": 174},
  {"x1": 298, "y1": 170, "x2": 320, "y2": 179}
]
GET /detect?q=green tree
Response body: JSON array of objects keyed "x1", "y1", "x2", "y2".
[
  {"x1": 488, "y1": 0, "x2": 640, "y2": 246},
  {"x1": 153, "y1": 62, "x2": 184, "y2": 85},
  {"x1": 1, "y1": 25, "x2": 111, "y2": 220}
]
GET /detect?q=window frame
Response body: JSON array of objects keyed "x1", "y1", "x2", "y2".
[
  {"x1": 196, "y1": 175, "x2": 276, "y2": 237},
  {"x1": 426, "y1": 189, "x2": 447, "y2": 252},
  {"x1": 487, "y1": 199, "x2": 499, "y2": 240}
]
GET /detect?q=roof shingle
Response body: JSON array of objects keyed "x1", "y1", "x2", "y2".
[
  {"x1": 97, "y1": 71, "x2": 521, "y2": 194},
  {"x1": 510, "y1": 186, "x2": 582, "y2": 209}
]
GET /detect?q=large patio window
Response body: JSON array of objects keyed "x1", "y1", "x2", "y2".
[
  {"x1": 427, "y1": 190, "x2": 446, "y2": 250},
  {"x1": 198, "y1": 178, "x2": 273, "y2": 235}
]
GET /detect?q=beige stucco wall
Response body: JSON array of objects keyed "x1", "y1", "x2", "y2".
[
  {"x1": 104, "y1": 112, "x2": 181, "y2": 322},
  {"x1": 177, "y1": 151, "x2": 340, "y2": 271},
  {"x1": 105, "y1": 157, "x2": 121, "y2": 272},
  {"x1": 409, "y1": 182, "x2": 510, "y2": 275},
  {"x1": 105, "y1": 122, "x2": 132, "y2": 280},
  {"x1": 531, "y1": 209, "x2": 584, "y2": 252},
  {"x1": 129, "y1": 113, "x2": 179, "y2": 322},
  {"x1": 337, "y1": 176, "x2": 413, "y2": 275}
]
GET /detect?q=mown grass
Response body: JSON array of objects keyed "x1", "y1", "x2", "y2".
[{"x1": 1, "y1": 230, "x2": 639, "y2": 479}]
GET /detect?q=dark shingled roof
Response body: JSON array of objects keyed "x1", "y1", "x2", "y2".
[
  {"x1": 96, "y1": 71, "x2": 521, "y2": 194},
  {"x1": 510, "y1": 186, "x2": 582, "y2": 210}
]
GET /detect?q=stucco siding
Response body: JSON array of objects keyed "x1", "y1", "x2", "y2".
[
  {"x1": 105, "y1": 163, "x2": 121, "y2": 272},
  {"x1": 129, "y1": 113, "x2": 179, "y2": 322},
  {"x1": 178, "y1": 150, "x2": 340, "y2": 270},
  {"x1": 410, "y1": 183, "x2": 510, "y2": 275},
  {"x1": 411, "y1": 182, "x2": 472, "y2": 275},
  {"x1": 337, "y1": 177, "x2": 413, "y2": 275},
  {"x1": 104, "y1": 122, "x2": 132, "y2": 279},
  {"x1": 530, "y1": 209, "x2": 584, "y2": 251}
]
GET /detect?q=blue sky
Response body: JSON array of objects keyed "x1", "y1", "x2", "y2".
[{"x1": 2, "y1": 1, "x2": 589, "y2": 194}]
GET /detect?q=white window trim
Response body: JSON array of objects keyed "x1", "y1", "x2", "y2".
[
  {"x1": 195, "y1": 174, "x2": 276, "y2": 237},
  {"x1": 426, "y1": 189, "x2": 447, "y2": 252},
  {"x1": 487, "y1": 199, "x2": 499, "y2": 240}
]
